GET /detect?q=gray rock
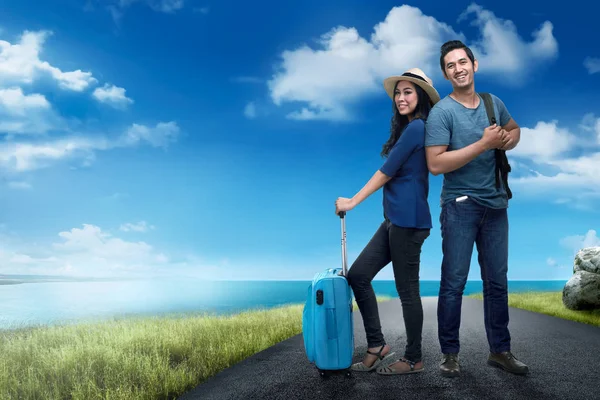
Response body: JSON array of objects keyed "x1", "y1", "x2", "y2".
[
  {"x1": 574, "y1": 246, "x2": 600, "y2": 274},
  {"x1": 562, "y1": 270, "x2": 600, "y2": 310}
]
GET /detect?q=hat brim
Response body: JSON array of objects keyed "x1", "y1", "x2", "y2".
[{"x1": 383, "y1": 76, "x2": 441, "y2": 105}]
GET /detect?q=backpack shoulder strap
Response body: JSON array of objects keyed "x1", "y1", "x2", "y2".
[
  {"x1": 478, "y1": 92, "x2": 513, "y2": 200},
  {"x1": 478, "y1": 92, "x2": 496, "y2": 125}
]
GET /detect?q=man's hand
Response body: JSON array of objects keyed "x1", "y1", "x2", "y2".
[
  {"x1": 499, "y1": 118, "x2": 520, "y2": 151},
  {"x1": 499, "y1": 129, "x2": 517, "y2": 150},
  {"x1": 481, "y1": 124, "x2": 507, "y2": 150}
]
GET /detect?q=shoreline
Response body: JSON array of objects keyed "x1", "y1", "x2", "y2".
[
  {"x1": 0, "y1": 281, "x2": 570, "y2": 331},
  {"x1": 0, "y1": 280, "x2": 24, "y2": 285}
]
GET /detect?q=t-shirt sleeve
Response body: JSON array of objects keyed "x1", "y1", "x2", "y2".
[
  {"x1": 424, "y1": 105, "x2": 451, "y2": 147},
  {"x1": 492, "y1": 94, "x2": 512, "y2": 126},
  {"x1": 379, "y1": 119, "x2": 423, "y2": 177}
]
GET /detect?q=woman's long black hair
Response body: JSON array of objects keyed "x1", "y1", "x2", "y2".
[{"x1": 381, "y1": 82, "x2": 432, "y2": 158}]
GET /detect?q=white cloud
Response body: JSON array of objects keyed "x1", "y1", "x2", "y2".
[
  {"x1": 583, "y1": 57, "x2": 600, "y2": 74},
  {"x1": 0, "y1": 28, "x2": 180, "y2": 176},
  {"x1": 580, "y1": 113, "x2": 600, "y2": 144},
  {"x1": 0, "y1": 29, "x2": 143, "y2": 138},
  {"x1": 459, "y1": 4, "x2": 558, "y2": 85},
  {"x1": 53, "y1": 224, "x2": 165, "y2": 262},
  {"x1": 507, "y1": 114, "x2": 600, "y2": 206},
  {"x1": 93, "y1": 83, "x2": 134, "y2": 109},
  {"x1": 511, "y1": 153, "x2": 600, "y2": 203},
  {"x1": 506, "y1": 159, "x2": 540, "y2": 177},
  {"x1": 120, "y1": 121, "x2": 179, "y2": 148},
  {"x1": 0, "y1": 223, "x2": 234, "y2": 279},
  {"x1": 0, "y1": 87, "x2": 50, "y2": 115},
  {"x1": 550, "y1": 154, "x2": 600, "y2": 181},
  {"x1": 268, "y1": 5, "x2": 460, "y2": 121},
  {"x1": 0, "y1": 87, "x2": 62, "y2": 136},
  {"x1": 0, "y1": 224, "x2": 170, "y2": 277},
  {"x1": 560, "y1": 230, "x2": 600, "y2": 255},
  {"x1": 576, "y1": 113, "x2": 600, "y2": 148},
  {"x1": 267, "y1": 4, "x2": 557, "y2": 121},
  {"x1": 0, "y1": 136, "x2": 108, "y2": 172},
  {"x1": 510, "y1": 121, "x2": 577, "y2": 162},
  {"x1": 106, "y1": 0, "x2": 185, "y2": 23},
  {"x1": 120, "y1": 221, "x2": 155, "y2": 232},
  {"x1": 0, "y1": 121, "x2": 180, "y2": 173},
  {"x1": 244, "y1": 102, "x2": 256, "y2": 119},
  {"x1": 147, "y1": 0, "x2": 184, "y2": 13},
  {"x1": 0, "y1": 30, "x2": 96, "y2": 91}
]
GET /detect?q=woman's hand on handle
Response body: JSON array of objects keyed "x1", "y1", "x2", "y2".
[{"x1": 335, "y1": 197, "x2": 355, "y2": 215}]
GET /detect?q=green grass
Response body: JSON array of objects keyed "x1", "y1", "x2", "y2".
[
  {"x1": 0, "y1": 296, "x2": 391, "y2": 400},
  {"x1": 468, "y1": 291, "x2": 600, "y2": 327}
]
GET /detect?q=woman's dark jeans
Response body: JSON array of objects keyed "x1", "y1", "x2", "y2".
[{"x1": 347, "y1": 220, "x2": 430, "y2": 363}]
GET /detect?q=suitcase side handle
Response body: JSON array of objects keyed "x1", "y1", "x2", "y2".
[{"x1": 339, "y1": 211, "x2": 348, "y2": 277}]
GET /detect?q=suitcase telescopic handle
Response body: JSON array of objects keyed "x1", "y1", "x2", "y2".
[{"x1": 339, "y1": 211, "x2": 348, "y2": 276}]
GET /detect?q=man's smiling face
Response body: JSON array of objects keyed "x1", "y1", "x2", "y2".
[{"x1": 443, "y1": 48, "x2": 479, "y2": 89}]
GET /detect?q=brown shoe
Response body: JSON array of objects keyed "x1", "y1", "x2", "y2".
[
  {"x1": 487, "y1": 351, "x2": 529, "y2": 375},
  {"x1": 439, "y1": 353, "x2": 460, "y2": 377}
]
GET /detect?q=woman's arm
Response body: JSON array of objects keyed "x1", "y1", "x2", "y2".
[
  {"x1": 335, "y1": 120, "x2": 423, "y2": 215},
  {"x1": 351, "y1": 170, "x2": 392, "y2": 207},
  {"x1": 335, "y1": 170, "x2": 391, "y2": 214}
]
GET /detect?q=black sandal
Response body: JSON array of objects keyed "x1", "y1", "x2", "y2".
[
  {"x1": 377, "y1": 357, "x2": 424, "y2": 375},
  {"x1": 351, "y1": 345, "x2": 396, "y2": 372}
]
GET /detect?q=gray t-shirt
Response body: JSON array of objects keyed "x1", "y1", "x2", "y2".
[{"x1": 424, "y1": 93, "x2": 512, "y2": 209}]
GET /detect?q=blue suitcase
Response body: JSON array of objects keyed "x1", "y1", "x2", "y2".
[{"x1": 302, "y1": 211, "x2": 354, "y2": 378}]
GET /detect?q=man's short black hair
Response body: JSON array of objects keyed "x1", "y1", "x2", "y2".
[{"x1": 440, "y1": 40, "x2": 475, "y2": 73}]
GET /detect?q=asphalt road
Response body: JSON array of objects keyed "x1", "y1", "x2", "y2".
[{"x1": 178, "y1": 297, "x2": 600, "y2": 400}]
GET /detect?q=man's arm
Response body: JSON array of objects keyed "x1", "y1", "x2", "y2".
[
  {"x1": 493, "y1": 94, "x2": 520, "y2": 151},
  {"x1": 426, "y1": 142, "x2": 488, "y2": 176},
  {"x1": 500, "y1": 118, "x2": 520, "y2": 150},
  {"x1": 425, "y1": 104, "x2": 504, "y2": 176},
  {"x1": 426, "y1": 124, "x2": 505, "y2": 176}
]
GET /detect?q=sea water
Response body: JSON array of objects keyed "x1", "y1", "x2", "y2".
[{"x1": 0, "y1": 278, "x2": 567, "y2": 330}]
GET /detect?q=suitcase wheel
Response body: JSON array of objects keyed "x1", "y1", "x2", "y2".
[{"x1": 317, "y1": 368, "x2": 352, "y2": 379}]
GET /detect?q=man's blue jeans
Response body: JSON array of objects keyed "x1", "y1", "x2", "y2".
[{"x1": 437, "y1": 197, "x2": 511, "y2": 355}]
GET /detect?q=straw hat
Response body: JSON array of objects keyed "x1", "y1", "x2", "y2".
[{"x1": 383, "y1": 68, "x2": 440, "y2": 105}]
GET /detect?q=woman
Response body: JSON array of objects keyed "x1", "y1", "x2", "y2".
[{"x1": 335, "y1": 68, "x2": 440, "y2": 375}]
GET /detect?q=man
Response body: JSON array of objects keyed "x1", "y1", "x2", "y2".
[{"x1": 424, "y1": 40, "x2": 529, "y2": 377}]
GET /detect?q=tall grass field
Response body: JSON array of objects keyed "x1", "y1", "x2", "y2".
[
  {"x1": 468, "y1": 291, "x2": 600, "y2": 327},
  {"x1": 0, "y1": 305, "x2": 305, "y2": 400},
  {"x1": 0, "y1": 298, "x2": 387, "y2": 400}
]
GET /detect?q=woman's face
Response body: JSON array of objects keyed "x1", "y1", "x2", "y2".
[{"x1": 394, "y1": 81, "x2": 418, "y2": 118}]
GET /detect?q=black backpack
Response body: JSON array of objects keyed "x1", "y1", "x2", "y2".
[{"x1": 479, "y1": 92, "x2": 513, "y2": 200}]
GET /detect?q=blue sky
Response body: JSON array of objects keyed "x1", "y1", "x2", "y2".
[{"x1": 0, "y1": 0, "x2": 598, "y2": 281}]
